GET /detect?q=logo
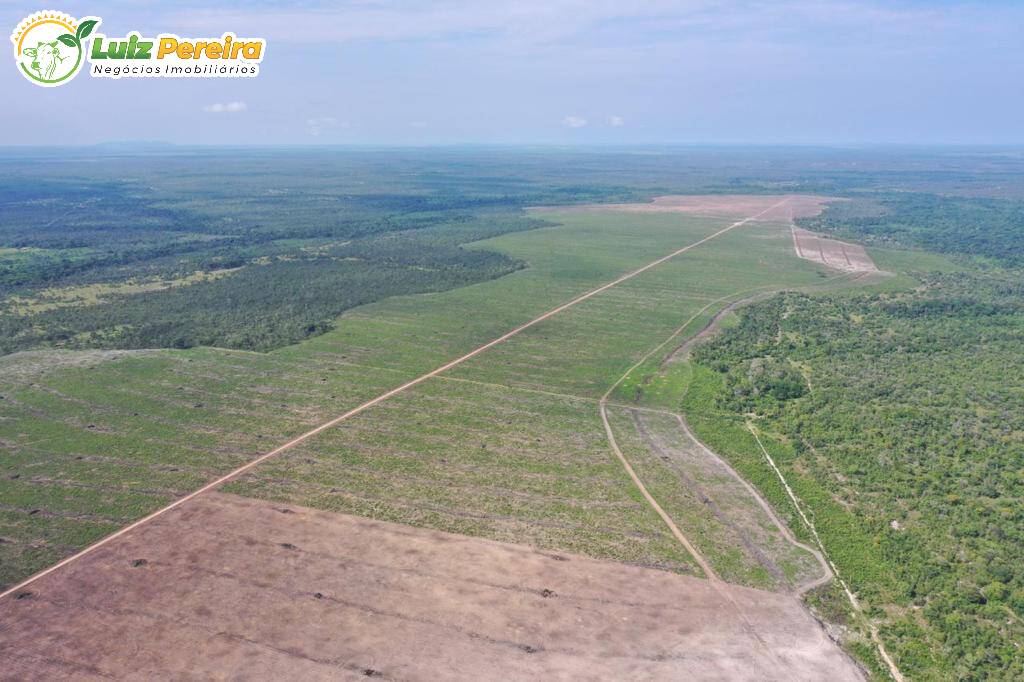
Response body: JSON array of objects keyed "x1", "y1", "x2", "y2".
[
  {"x1": 12, "y1": 10, "x2": 265, "y2": 87},
  {"x1": 11, "y1": 11, "x2": 97, "y2": 86}
]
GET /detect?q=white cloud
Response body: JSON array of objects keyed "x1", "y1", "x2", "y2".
[
  {"x1": 203, "y1": 101, "x2": 247, "y2": 113},
  {"x1": 561, "y1": 115, "x2": 588, "y2": 128},
  {"x1": 607, "y1": 115, "x2": 625, "y2": 127}
]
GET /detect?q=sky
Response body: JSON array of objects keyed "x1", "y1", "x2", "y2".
[{"x1": 2, "y1": 0, "x2": 1023, "y2": 146}]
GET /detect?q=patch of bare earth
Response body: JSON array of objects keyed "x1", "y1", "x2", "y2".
[
  {"x1": 791, "y1": 227, "x2": 877, "y2": 272},
  {"x1": 0, "y1": 493, "x2": 861, "y2": 681},
  {"x1": 530, "y1": 194, "x2": 835, "y2": 220}
]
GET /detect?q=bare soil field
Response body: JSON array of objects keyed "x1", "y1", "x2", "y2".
[
  {"x1": 791, "y1": 227, "x2": 877, "y2": 272},
  {"x1": 0, "y1": 493, "x2": 861, "y2": 681},
  {"x1": 531, "y1": 194, "x2": 834, "y2": 220}
]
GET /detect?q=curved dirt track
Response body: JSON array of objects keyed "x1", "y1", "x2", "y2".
[
  {"x1": 671, "y1": 413, "x2": 832, "y2": 595},
  {"x1": 598, "y1": 248, "x2": 898, "y2": 678},
  {"x1": 590, "y1": 205, "x2": 895, "y2": 678},
  {"x1": 662, "y1": 292, "x2": 775, "y2": 368}
]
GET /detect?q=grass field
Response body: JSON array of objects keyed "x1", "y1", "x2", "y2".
[
  {"x1": 1, "y1": 202, "x2": 838, "y2": 585},
  {"x1": 4, "y1": 192, "x2": 968, "y2": 682},
  {"x1": 223, "y1": 205, "x2": 846, "y2": 575}
]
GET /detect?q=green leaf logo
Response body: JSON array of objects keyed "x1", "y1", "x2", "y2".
[{"x1": 76, "y1": 19, "x2": 97, "y2": 41}]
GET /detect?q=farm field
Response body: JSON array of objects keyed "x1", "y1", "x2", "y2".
[
  {"x1": 4, "y1": 152, "x2": 1021, "y2": 679},
  {"x1": 1, "y1": 193, "x2": 883, "y2": 678},
  {"x1": 226, "y1": 199, "x2": 844, "y2": 581},
  {"x1": 2, "y1": 197, "x2": 832, "y2": 587}
]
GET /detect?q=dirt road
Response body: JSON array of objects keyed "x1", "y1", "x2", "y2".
[
  {"x1": 0, "y1": 197, "x2": 793, "y2": 601},
  {"x1": 0, "y1": 194, "x2": 870, "y2": 680}
]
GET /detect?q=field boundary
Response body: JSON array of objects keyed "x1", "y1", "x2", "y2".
[{"x1": 0, "y1": 197, "x2": 791, "y2": 602}]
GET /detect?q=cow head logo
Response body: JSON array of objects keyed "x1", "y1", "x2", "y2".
[{"x1": 11, "y1": 11, "x2": 99, "y2": 87}]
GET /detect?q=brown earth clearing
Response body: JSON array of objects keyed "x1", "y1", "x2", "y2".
[
  {"x1": 791, "y1": 227, "x2": 877, "y2": 272},
  {"x1": 0, "y1": 493, "x2": 862, "y2": 681},
  {"x1": 531, "y1": 194, "x2": 835, "y2": 220}
]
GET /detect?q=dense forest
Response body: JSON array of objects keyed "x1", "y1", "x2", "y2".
[
  {"x1": 798, "y1": 193, "x2": 1024, "y2": 265},
  {"x1": 693, "y1": 253, "x2": 1024, "y2": 674},
  {"x1": 0, "y1": 215, "x2": 541, "y2": 353}
]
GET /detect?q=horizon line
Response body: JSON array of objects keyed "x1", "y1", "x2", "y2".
[{"x1": 2, "y1": 141, "x2": 1024, "y2": 151}]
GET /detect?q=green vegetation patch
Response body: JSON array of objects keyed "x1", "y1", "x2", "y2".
[
  {"x1": 227, "y1": 377, "x2": 699, "y2": 573},
  {"x1": 605, "y1": 406, "x2": 822, "y2": 590},
  {"x1": 689, "y1": 270, "x2": 1024, "y2": 679}
]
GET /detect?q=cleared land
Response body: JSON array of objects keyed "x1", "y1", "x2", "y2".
[
  {"x1": 791, "y1": 227, "x2": 877, "y2": 272},
  {"x1": 1, "y1": 195, "x2": 873, "y2": 678},
  {"x1": 531, "y1": 194, "x2": 832, "y2": 220},
  {"x1": 0, "y1": 492, "x2": 861, "y2": 681},
  {"x1": 1, "y1": 197, "x2": 825, "y2": 587}
]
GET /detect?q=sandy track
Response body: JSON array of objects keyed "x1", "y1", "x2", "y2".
[
  {"x1": 588, "y1": 202, "x2": 896, "y2": 677},
  {"x1": 0, "y1": 493, "x2": 863, "y2": 681},
  {"x1": 610, "y1": 256, "x2": 893, "y2": 675},
  {"x1": 628, "y1": 409, "x2": 790, "y2": 586},
  {"x1": 0, "y1": 197, "x2": 792, "y2": 602},
  {"x1": 661, "y1": 292, "x2": 775, "y2": 368},
  {"x1": 596, "y1": 214, "x2": 810, "y2": 586},
  {"x1": 593, "y1": 198, "x2": 815, "y2": 675},
  {"x1": 594, "y1": 197, "x2": 795, "y2": 583}
]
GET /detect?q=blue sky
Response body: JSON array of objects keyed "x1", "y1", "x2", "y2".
[{"x1": 3, "y1": 0, "x2": 1023, "y2": 145}]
